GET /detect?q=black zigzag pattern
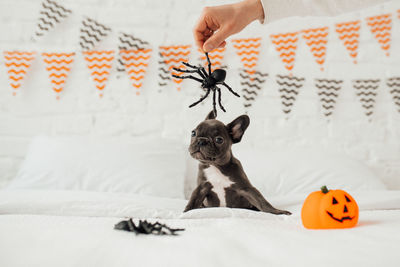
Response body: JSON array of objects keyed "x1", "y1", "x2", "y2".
[
  {"x1": 158, "y1": 52, "x2": 170, "y2": 88},
  {"x1": 79, "y1": 17, "x2": 111, "y2": 51},
  {"x1": 387, "y1": 77, "x2": 400, "y2": 113},
  {"x1": 276, "y1": 74, "x2": 305, "y2": 114},
  {"x1": 117, "y1": 32, "x2": 150, "y2": 73},
  {"x1": 240, "y1": 70, "x2": 268, "y2": 109},
  {"x1": 315, "y1": 79, "x2": 343, "y2": 117},
  {"x1": 33, "y1": 0, "x2": 72, "y2": 40},
  {"x1": 352, "y1": 79, "x2": 380, "y2": 117}
]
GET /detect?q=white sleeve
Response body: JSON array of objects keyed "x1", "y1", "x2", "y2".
[{"x1": 259, "y1": 0, "x2": 390, "y2": 24}]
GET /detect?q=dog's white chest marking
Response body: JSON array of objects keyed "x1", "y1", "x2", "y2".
[{"x1": 204, "y1": 165, "x2": 234, "y2": 207}]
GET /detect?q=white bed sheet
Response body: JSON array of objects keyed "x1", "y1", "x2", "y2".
[{"x1": 0, "y1": 189, "x2": 399, "y2": 267}]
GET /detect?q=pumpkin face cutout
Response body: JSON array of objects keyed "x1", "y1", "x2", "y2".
[{"x1": 301, "y1": 186, "x2": 359, "y2": 229}]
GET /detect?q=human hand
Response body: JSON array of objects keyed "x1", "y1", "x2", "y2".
[{"x1": 193, "y1": 0, "x2": 264, "y2": 52}]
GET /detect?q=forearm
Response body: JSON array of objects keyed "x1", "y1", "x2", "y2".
[{"x1": 259, "y1": 0, "x2": 390, "y2": 24}]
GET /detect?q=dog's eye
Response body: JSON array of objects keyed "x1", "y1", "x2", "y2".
[
  {"x1": 191, "y1": 131, "x2": 196, "y2": 137},
  {"x1": 215, "y1": 137, "x2": 224, "y2": 144}
]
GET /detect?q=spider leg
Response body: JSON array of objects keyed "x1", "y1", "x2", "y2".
[
  {"x1": 173, "y1": 67, "x2": 197, "y2": 73},
  {"x1": 182, "y1": 62, "x2": 201, "y2": 70},
  {"x1": 216, "y1": 86, "x2": 226, "y2": 112},
  {"x1": 221, "y1": 82, "x2": 240, "y2": 97},
  {"x1": 205, "y1": 52, "x2": 212, "y2": 75},
  {"x1": 212, "y1": 88, "x2": 217, "y2": 117},
  {"x1": 189, "y1": 88, "x2": 211, "y2": 108},
  {"x1": 172, "y1": 74, "x2": 203, "y2": 83},
  {"x1": 200, "y1": 67, "x2": 208, "y2": 78},
  {"x1": 173, "y1": 67, "x2": 206, "y2": 79}
]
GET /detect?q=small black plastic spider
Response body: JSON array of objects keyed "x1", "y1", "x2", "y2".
[{"x1": 172, "y1": 52, "x2": 240, "y2": 117}]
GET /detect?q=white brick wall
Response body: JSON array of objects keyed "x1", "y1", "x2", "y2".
[{"x1": 0, "y1": 0, "x2": 399, "y2": 189}]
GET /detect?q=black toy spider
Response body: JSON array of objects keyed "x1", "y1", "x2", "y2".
[{"x1": 172, "y1": 52, "x2": 240, "y2": 117}]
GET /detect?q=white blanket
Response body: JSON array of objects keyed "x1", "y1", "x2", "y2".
[{"x1": 0, "y1": 189, "x2": 399, "y2": 267}]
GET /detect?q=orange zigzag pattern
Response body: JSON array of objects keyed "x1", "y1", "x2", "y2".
[
  {"x1": 83, "y1": 50, "x2": 114, "y2": 97},
  {"x1": 232, "y1": 38, "x2": 261, "y2": 75},
  {"x1": 302, "y1": 27, "x2": 329, "y2": 71},
  {"x1": 3, "y1": 51, "x2": 36, "y2": 95},
  {"x1": 120, "y1": 49, "x2": 152, "y2": 95},
  {"x1": 159, "y1": 45, "x2": 191, "y2": 91},
  {"x1": 270, "y1": 32, "x2": 298, "y2": 72},
  {"x1": 335, "y1": 20, "x2": 360, "y2": 64},
  {"x1": 366, "y1": 13, "x2": 392, "y2": 56},
  {"x1": 42, "y1": 52, "x2": 75, "y2": 98},
  {"x1": 199, "y1": 47, "x2": 226, "y2": 72}
]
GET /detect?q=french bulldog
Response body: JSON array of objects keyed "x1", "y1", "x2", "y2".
[{"x1": 185, "y1": 111, "x2": 291, "y2": 215}]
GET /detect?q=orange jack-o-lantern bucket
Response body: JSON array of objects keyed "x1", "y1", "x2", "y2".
[{"x1": 301, "y1": 186, "x2": 359, "y2": 229}]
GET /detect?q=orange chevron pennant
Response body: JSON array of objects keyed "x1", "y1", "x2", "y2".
[
  {"x1": 120, "y1": 49, "x2": 152, "y2": 95},
  {"x1": 335, "y1": 20, "x2": 360, "y2": 64},
  {"x1": 83, "y1": 50, "x2": 114, "y2": 97},
  {"x1": 270, "y1": 32, "x2": 299, "y2": 72},
  {"x1": 302, "y1": 27, "x2": 329, "y2": 71},
  {"x1": 42, "y1": 52, "x2": 75, "y2": 99},
  {"x1": 3, "y1": 51, "x2": 36, "y2": 96},
  {"x1": 232, "y1": 38, "x2": 261, "y2": 75},
  {"x1": 366, "y1": 13, "x2": 392, "y2": 57},
  {"x1": 159, "y1": 45, "x2": 191, "y2": 91},
  {"x1": 198, "y1": 47, "x2": 226, "y2": 71}
]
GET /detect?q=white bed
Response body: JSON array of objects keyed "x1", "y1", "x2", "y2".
[
  {"x1": 0, "y1": 136, "x2": 399, "y2": 267},
  {"x1": 0, "y1": 189, "x2": 399, "y2": 267}
]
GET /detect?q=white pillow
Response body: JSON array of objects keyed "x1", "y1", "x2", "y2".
[
  {"x1": 8, "y1": 136, "x2": 186, "y2": 199},
  {"x1": 184, "y1": 147, "x2": 386, "y2": 199}
]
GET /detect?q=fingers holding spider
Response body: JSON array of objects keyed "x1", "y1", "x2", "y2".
[{"x1": 222, "y1": 82, "x2": 240, "y2": 97}]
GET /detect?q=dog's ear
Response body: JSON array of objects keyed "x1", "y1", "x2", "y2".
[
  {"x1": 226, "y1": 115, "x2": 250, "y2": 143},
  {"x1": 205, "y1": 110, "x2": 216, "y2": 120}
]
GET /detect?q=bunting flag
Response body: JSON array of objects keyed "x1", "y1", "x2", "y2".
[
  {"x1": 315, "y1": 79, "x2": 343, "y2": 117},
  {"x1": 232, "y1": 38, "x2": 261, "y2": 75},
  {"x1": 240, "y1": 69, "x2": 268, "y2": 109},
  {"x1": 117, "y1": 32, "x2": 150, "y2": 73},
  {"x1": 159, "y1": 45, "x2": 191, "y2": 91},
  {"x1": 276, "y1": 74, "x2": 305, "y2": 115},
  {"x1": 387, "y1": 77, "x2": 400, "y2": 113},
  {"x1": 302, "y1": 27, "x2": 329, "y2": 71},
  {"x1": 3, "y1": 51, "x2": 36, "y2": 96},
  {"x1": 32, "y1": 0, "x2": 72, "y2": 41},
  {"x1": 42, "y1": 52, "x2": 75, "y2": 99},
  {"x1": 198, "y1": 47, "x2": 226, "y2": 71},
  {"x1": 120, "y1": 49, "x2": 152, "y2": 95},
  {"x1": 352, "y1": 79, "x2": 380, "y2": 117},
  {"x1": 79, "y1": 17, "x2": 111, "y2": 51},
  {"x1": 270, "y1": 32, "x2": 299, "y2": 72},
  {"x1": 158, "y1": 52, "x2": 170, "y2": 88},
  {"x1": 366, "y1": 14, "x2": 392, "y2": 56},
  {"x1": 335, "y1": 20, "x2": 360, "y2": 64},
  {"x1": 82, "y1": 50, "x2": 114, "y2": 97}
]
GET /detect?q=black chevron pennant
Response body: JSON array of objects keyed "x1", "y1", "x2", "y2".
[
  {"x1": 352, "y1": 79, "x2": 380, "y2": 117},
  {"x1": 387, "y1": 77, "x2": 400, "y2": 113},
  {"x1": 79, "y1": 17, "x2": 112, "y2": 51},
  {"x1": 158, "y1": 52, "x2": 170, "y2": 90},
  {"x1": 276, "y1": 74, "x2": 305, "y2": 115},
  {"x1": 315, "y1": 78, "x2": 343, "y2": 118},
  {"x1": 239, "y1": 69, "x2": 268, "y2": 109},
  {"x1": 32, "y1": 0, "x2": 72, "y2": 41},
  {"x1": 117, "y1": 32, "x2": 150, "y2": 73}
]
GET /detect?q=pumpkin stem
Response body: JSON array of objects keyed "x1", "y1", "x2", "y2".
[{"x1": 321, "y1": 185, "x2": 329, "y2": 194}]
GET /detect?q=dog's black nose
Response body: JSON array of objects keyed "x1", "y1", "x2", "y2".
[{"x1": 197, "y1": 138, "x2": 208, "y2": 146}]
